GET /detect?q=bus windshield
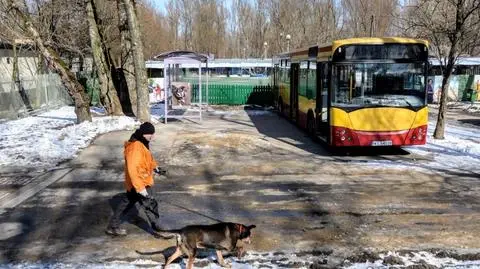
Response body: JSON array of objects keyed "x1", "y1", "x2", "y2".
[{"x1": 332, "y1": 62, "x2": 426, "y2": 108}]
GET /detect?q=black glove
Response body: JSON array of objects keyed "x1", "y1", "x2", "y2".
[{"x1": 154, "y1": 166, "x2": 167, "y2": 175}]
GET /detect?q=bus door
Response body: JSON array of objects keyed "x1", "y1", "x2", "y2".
[
  {"x1": 290, "y1": 63, "x2": 299, "y2": 122},
  {"x1": 316, "y1": 62, "x2": 330, "y2": 141},
  {"x1": 272, "y1": 64, "x2": 279, "y2": 103}
]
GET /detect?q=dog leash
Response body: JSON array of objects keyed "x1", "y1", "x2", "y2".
[{"x1": 158, "y1": 198, "x2": 225, "y2": 223}]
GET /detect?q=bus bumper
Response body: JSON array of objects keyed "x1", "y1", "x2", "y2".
[{"x1": 331, "y1": 125, "x2": 427, "y2": 146}]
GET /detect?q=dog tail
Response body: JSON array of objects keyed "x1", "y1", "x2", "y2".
[{"x1": 156, "y1": 229, "x2": 181, "y2": 240}]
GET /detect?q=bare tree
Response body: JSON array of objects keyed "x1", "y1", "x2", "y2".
[
  {"x1": 86, "y1": 0, "x2": 123, "y2": 115},
  {"x1": 137, "y1": 1, "x2": 170, "y2": 58},
  {"x1": 122, "y1": 0, "x2": 150, "y2": 122},
  {"x1": 116, "y1": 0, "x2": 137, "y2": 115},
  {"x1": 343, "y1": 0, "x2": 398, "y2": 37},
  {"x1": 165, "y1": 0, "x2": 181, "y2": 50},
  {"x1": 264, "y1": 0, "x2": 337, "y2": 53},
  {"x1": 190, "y1": 0, "x2": 227, "y2": 56},
  {"x1": 5, "y1": 0, "x2": 92, "y2": 123},
  {"x1": 400, "y1": 0, "x2": 480, "y2": 139},
  {"x1": 235, "y1": 0, "x2": 257, "y2": 57},
  {"x1": 32, "y1": 0, "x2": 91, "y2": 70},
  {"x1": 179, "y1": 0, "x2": 195, "y2": 50}
]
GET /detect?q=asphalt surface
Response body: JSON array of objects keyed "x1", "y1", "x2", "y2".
[{"x1": 0, "y1": 107, "x2": 479, "y2": 268}]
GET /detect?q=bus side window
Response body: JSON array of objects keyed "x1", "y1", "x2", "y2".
[
  {"x1": 300, "y1": 61, "x2": 308, "y2": 97},
  {"x1": 320, "y1": 62, "x2": 329, "y2": 122},
  {"x1": 307, "y1": 61, "x2": 316, "y2": 99},
  {"x1": 280, "y1": 60, "x2": 283, "y2": 82},
  {"x1": 322, "y1": 63, "x2": 329, "y2": 103},
  {"x1": 285, "y1": 60, "x2": 291, "y2": 84}
]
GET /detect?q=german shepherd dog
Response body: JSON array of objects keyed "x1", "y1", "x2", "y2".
[{"x1": 158, "y1": 222, "x2": 256, "y2": 269}]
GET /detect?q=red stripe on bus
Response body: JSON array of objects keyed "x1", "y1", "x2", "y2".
[{"x1": 331, "y1": 125, "x2": 427, "y2": 146}]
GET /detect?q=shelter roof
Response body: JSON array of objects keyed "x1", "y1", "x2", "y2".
[{"x1": 152, "y1": 50, "x2": 209, "y2": 63}]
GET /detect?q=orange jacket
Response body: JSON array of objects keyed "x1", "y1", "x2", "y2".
[{"x1": 124, "y1": 140, "x2": 158, "y2": 192}]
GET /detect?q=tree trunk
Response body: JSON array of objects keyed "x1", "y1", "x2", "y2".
[
  {"x1": 433, "y1": 75, "x2": 450, "y2": 139},
  {"x1": 86, "y1": 0, "x2": 123, "y2": 116},
  {"x1": 9, "y1": 0, "x2": 92, "y2": 123},
  {"x1": 122, "y1": 0, "x2": 150, "y2": 122},
  {"x1": 433, "y1": 0, "x2": 465, "y2": 139},
  {"x1": 12, "y1": 41, "x2": 19, "y2": 82},
  {"x1": 117, "y1": 0, "x2": 138, "y2": 116}
]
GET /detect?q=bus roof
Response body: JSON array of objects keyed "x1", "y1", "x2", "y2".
[
  {"x1": 276, "y1": 45, "x2": 316, "y2": 59},
  {"x1": 330, "y1": 37, "x2": 429, "y2": 53},
  {"x1": 275, "y1": 37, "x2": 429, "y2": 61}
]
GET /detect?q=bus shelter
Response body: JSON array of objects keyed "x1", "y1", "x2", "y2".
[{"x1": 152, "y1": 51, "x2": 209, "y2": 123}]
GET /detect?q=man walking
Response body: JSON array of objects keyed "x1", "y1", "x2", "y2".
[{"x1": 106, "y1": 122, "x2": 166, "y2": 236}]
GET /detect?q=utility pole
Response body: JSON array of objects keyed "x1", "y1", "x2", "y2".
[
  {"x1": 286, "y1": 34, "x2": 291, "y2": 52},
  {"x1": 263, "y1": 42, "x2": 268, "y2": 59},
  {"x1": 370, "y1": 15, "x2": 375, "y2": 37},
  {"x1": 280, "y1": 33, "x2": 284, "y2": 52}
]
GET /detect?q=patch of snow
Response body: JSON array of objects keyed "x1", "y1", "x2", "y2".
[
  {"x1": 3, "y1": 250, "x2": 480, "y2": 268},
  {"x1": 364, "y1": 120, "x2": 480, "y2": 174},
  {"x1": 1, "y1": 103, "x2": 479, "y2": 178},
  {"x1": 90, "y1": 106, "x2": 106, "y2": 116},
  {"x1": 150, "y1": 103, "x2": 165, "y2": 121},
  {"x1": 245, "y1": 109, "x2": 275, "y2": 116},
  {"x1": 209, "y1": 109, "x2": 275, "y2": 117},
  {"x1": 345, "y1": 251, "x2": 480, "y2": 269},
  {"x1": 0, "y1": 106, "x2": 137, "y2": 170}
]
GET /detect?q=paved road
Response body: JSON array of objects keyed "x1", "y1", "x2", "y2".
[{"x1": 0, "y1": 110, "x2": 479, "y2": 268}]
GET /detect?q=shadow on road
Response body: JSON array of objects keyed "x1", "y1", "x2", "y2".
[
  {"x1": 237, "y1": 108, "x2": 412, "y2": 160},
  {"x1": 107, "y1": 193, "x2": 155, "y2": 235},
  {"x1": 458, "y1": 118, "x2": 480, "y2": 127}
]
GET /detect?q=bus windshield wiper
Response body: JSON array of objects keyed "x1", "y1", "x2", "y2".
[{"x1": 399, "y1": 98, "x2": 414, "y2": 109}]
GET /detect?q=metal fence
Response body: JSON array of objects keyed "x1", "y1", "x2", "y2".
[
  {"x1": 0, "y1": 74, "x2": 72, "y2": 120},
  {"x1": 191, "y1": 84, "x2": 274, "y2": 106}
]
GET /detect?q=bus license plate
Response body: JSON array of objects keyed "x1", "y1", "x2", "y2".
[{"x1": 372, "y1": 140, "x2": 393, "y2": 146}]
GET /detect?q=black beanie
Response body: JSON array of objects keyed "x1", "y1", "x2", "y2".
[{"x1": 138, "y1": 122, "x2": 155, "y2": 135}]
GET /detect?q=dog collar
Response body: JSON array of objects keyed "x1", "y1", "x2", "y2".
[{"x1": 235, "y1": 224, "x2": 245, "y2": 234}]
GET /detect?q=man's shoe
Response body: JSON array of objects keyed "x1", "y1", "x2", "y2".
[
  {"x1": 151, "y1": 223, "x2": 164, "y2": 232},
  {"x1": 105, "y1": 227, "x2": 127, "y2": 236}
]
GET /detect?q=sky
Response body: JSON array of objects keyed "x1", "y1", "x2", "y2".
[
  {"x1": 147, "y1": 0, "x2": 237, "y2": 15},
  {"x1": 148, "y1": 0, "x2": 168, "y2": 13}
]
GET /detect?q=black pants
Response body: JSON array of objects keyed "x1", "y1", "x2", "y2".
[{"x1": 108, "y1": 188, "x2": 161, "y2": 230}]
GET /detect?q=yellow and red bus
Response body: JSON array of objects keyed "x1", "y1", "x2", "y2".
[{"x1": 273, "y1": 37, "x2": 429, "y2": 147}]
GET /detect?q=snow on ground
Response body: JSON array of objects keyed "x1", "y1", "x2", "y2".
[
  {"x1": 344, "y1": 250, "x2": 480, "y2": 269},
  {"x1": 385, "y1": 120, "x2": 480, "y2": 174},
  {"x1": 0, "y1": 107, "x2": 479, "y2": 267},
  {"x1": 0, "y1": 104, "x2": 274, "y2": 171},
  {"x1": 0, "y1": 106, "x2": 137, "y2": 170},
  {"x1": 1, "y1": 105, "x2": 479, "y2": 175},
  {"x1": 212, "y1": 109, "x2": 276, "y2": 117},
  {"x1": 3, "y1": 250, "x2": 480, "y2": 268},
  {"x1": 150, "y1": 103, "x2": 276, "y2": 120},
  {"x1": 441, "y1": 101, "x2": 480, "y2": 114},
  {"x1": 347, "y1": 104, "x2": 480, "y2": 174}
]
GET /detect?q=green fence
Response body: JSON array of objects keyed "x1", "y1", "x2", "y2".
[{"x1": 191, "y1": 84, "x2": 274, "y2": 106}]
